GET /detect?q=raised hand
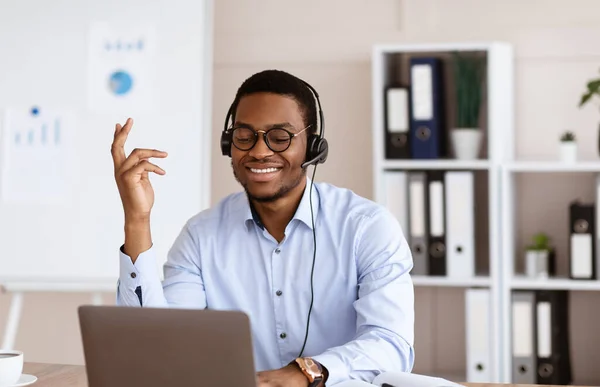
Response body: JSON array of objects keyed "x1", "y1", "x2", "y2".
[{"x1": 111, "y1": 118, "x2": 168, "y2": 224}]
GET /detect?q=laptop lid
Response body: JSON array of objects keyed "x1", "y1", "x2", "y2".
[{"x1": 78, "y1": 305, "x2": 257, "y2": 387}]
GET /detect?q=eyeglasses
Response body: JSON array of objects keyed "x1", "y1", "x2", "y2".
[{"x1": 229, "y1": 125, "x2": 311, "y2": 153}]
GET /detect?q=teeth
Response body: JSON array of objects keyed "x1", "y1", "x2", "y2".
[{"x1": 250, "y1": 168, "x2": 279, "y2": 174}]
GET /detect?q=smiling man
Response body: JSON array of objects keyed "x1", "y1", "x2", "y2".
[{"x1": 112, "y1": 69, "x2": 415, "y2": 386}]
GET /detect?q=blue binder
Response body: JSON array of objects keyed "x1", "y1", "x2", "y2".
[{"x1": 409, "y1": 57, "x2": 445, "y2": 159}]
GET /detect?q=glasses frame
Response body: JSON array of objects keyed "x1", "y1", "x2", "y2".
[{"x1": 228, "y1": 125, "x2": 312, "y2": 153}]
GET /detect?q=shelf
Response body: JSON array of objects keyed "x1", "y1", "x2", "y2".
[
  {"x1": 504, "y1": 160, "x2": 600, "y2": 173},
  {"x1": 511, "y1": 276, "x2": 600, "y2": 291},
  {"x1": 375, "y1": 41, "x2": 503, "y2": 54},
  {"x1": 412, "y1": 275, "x2": 491, "y2": 287},
  {"x1": 381, "y1": 159, "x2": 491, "y2": 170}
]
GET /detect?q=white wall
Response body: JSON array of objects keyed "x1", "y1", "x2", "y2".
[{"x1": 2, "y1": 0, "x2": 600, "y2": 382}]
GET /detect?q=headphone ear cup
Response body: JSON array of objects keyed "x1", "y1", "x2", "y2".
[
  {"x1": 305, "y1": 134, "x2": 328, "y2": 166},
  {"x1": 221, "y1": 131, "x2": 232, "y2": 157},
  {"x1": 305, "y1": 134, "x2": 318, "y2": 163},
  {"x1": 316, "y1": 137, "x2": 328, "y2": 164}
]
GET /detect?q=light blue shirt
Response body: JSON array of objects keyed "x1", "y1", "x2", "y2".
[{"x1": 116, "y1": 177, "x2": 415, "y2": 385}]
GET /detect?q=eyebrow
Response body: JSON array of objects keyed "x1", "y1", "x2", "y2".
[{"x1": 233, "y1": 121, "x2": 296, "y2": 131}]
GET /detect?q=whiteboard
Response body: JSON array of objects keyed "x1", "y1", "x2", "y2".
[{"x1": 0, "y1": 0, "x2": 213, "y2": 287}]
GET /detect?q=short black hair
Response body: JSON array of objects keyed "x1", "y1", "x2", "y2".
[{"x1": 230, "y1": 69, "x2": 318, "y2": 135}]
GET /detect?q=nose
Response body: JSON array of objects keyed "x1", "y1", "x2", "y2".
[{"x1": 248, "y1": 132, "x2": 273, "y2": 160}]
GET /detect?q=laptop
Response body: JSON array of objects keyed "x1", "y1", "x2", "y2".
[{"x1": 78, "y1": 305, "x2": 258, "y2": 387}]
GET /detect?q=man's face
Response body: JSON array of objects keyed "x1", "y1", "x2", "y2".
[{"x1": 231, "y1": 92, "x2": 308, "y2": 203}]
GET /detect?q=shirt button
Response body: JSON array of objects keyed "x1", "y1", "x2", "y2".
[
  {"x1": 280, "y1": 332, "x2": 287, "y2": 339},
  {"x1": 130, "y1": 272, "x2": 137, "y2": 279},
  {"x1": 275, "y1": 248, "x2": 281, "y2": 254},
  {"x1": 276, "y1": 290, "x2": 283, "y2": 296}
]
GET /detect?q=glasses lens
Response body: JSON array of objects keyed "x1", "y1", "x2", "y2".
[
  {"x1": 232, "y1": 128, "x2": 255, "y2": 150},
  {"x1": 266, "y1": 129, "x2": 291, "y2": 152}
]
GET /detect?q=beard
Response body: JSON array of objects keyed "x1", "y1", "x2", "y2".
[{"x1": 232, "y1": 160, "x2": 306, "y2": 203}]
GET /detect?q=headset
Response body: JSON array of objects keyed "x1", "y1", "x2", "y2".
[
  {"x1": 220, "y1": 80, "x2": 328, "y2": 168},
  {"x1": 220, "y1": 78, "x2": 327, "y2": 358}
]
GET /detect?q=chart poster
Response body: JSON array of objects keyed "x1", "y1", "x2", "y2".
[
  {"x1": 1, "y1": 106, "x2": 75, "y2": 204},
  {"x1": 87, "y1": 22, "x2": 157, "y2": 114}
]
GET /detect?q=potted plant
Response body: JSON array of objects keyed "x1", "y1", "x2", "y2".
[
  {"x1": 451, "y1": 51, "x2": 485, "y2": 160},
  {"x1": 579, "y1": 70, "x2": 600, "y2": 155},
  {"x1": 559, "y1": 131, "x2": 577, "y2": 163},
  {"x1": 524, "y1": 233, "x2": 555, "y2": 278}
]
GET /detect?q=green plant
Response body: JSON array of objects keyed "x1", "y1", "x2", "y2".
[
  {"x1": 579, "y1": 70, "x2": 600, "y2": 110},
  {"x1": 452, "y1": 52, "x2": 485, "y2": 128},
  {"x1": 527, "y1": 233, "x2": 551, "y2": 251},
  {"x1": 560, "y1": 131, "x2": 576, "y2": 142}
]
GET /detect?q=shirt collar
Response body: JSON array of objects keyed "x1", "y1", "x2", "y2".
[{"x1": 243, "y1": 176, "x2": 320, "y2": 231}]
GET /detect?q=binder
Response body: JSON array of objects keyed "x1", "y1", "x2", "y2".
[
  {"x1": 384, "y1": 86, "x2": 410, "y2": 159},
  {"x1": 511, "y1": 291, "x2": 536, "y2": 384},
  {"x1": 408, "y1": 172, "x2": 429, "y2": 275},
  {"x1": 382, "y1": 171, "x2": 408, "y2": 235},
  {"x1": 569, "y1": 201, "x2": 595, "y2": 279},
  {"x1": 594, "y1": 174, "x2": 600, "y2": 279},
  {"x1": 535, "y1": 290, "x2": 571, "y2": 385},
  {"x1": 465, "y1": 288, "x2": 492, "y2": 382},
  {"x1": 445, "y1": 171, "x2": 475, "y2": 277},
  {"x1": 427, "y1": 170, "x2": 446, "y2": 276},
  {"x1": 409, "y1": 57, "x2": 445, "y2": 159}
]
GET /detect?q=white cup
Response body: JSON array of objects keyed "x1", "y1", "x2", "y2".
[{"x1": 0, "y1": 350, "x2": 23, "y2": 386}]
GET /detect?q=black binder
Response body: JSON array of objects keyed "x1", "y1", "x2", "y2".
[
  {"x1": 535, "y1": 290, "x2": 572, "y2": 385},
  {"x1": 427, "y1": 170, "x2": 446, "y2": 276},
  {"x1": 383, "y1": 84, "x2": 411, "y2": 159},
  {"x1": 569, "y1": 201, "x2": 596, "y2": 279}
]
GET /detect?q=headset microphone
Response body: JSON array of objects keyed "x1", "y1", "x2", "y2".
[{"x1": 301, "y1": 146, "x2": 328, "y2": 169}]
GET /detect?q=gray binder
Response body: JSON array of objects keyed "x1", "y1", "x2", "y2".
[
  {"x1": 511, "y1": 291, "x2": 536, "y2": 384},
  {"x1": 408, "y1": 172, "x2": 428, "y2": 275}
]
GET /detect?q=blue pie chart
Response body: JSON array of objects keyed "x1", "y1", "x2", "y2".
[{"x1": 109, "y1": 70, "x2": 133, "y2": 95}]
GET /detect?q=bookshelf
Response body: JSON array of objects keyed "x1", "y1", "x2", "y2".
[
  {"x1": 372, "y1": 42, "x2": 514, "y2": 383},
  {"x1": 500, "y1": 161, "x2": 600, "y2": 384},
  {"x1": 373, "y1": 41, "x2": 600, "y2": 386}
]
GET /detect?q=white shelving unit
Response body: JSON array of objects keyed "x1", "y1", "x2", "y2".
[
  {"x1": 373, "y1": 40, "x2": 600, "y2": 386},
  {"x1": 372, "y1": 42, "x2": 514, "y2": 383},
  {"x1": 499, "y1": 160, "x2": 600, "y2": 383}
]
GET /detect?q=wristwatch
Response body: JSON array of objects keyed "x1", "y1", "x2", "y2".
[{"x1": 295, "y1": 357, "x2": 324, "y2": 387}]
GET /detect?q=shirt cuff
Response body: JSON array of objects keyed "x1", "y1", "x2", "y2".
[
  {"x1": 311, "y1": 352, "x2": 349, "y2": 386},
  {"x1": 119, "y1": 245, "x2": 160, "y2": 293}
]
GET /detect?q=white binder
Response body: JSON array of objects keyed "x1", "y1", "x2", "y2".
[
  {"x1": 570, "y1": 233, "x2": 592, "y2": 278},
  {"x1": 382, "y1": 171, "x2": 408, "y2": 234},
  {"x1": 386, "y1": 88, "x2": 409, "y2": 133},
  {"x1": 465, "y1": 288, "x2": 492, "y2": 382},
  {"x1": 445, "y1": 171, "x2": 475, "y2": 277}
]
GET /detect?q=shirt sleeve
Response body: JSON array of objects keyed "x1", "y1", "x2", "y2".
[
  {"x1": 116, "y1": 220, "x2": 207, "y2": 309},
  {"x1": 311, "y1": 207, "x2": 415, "y2": 386}
]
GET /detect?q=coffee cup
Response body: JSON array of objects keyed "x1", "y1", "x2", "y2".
[{"x1": 0, "y1": 350, "x2": 23, "y2": 386}]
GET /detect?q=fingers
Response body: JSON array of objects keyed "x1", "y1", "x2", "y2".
[
  {"x1": 118, "y1": 148, "x2": 168, "y2": 175},
  {"x1": 111, "y1": 118, "x2": 133, "y2": 170},
  {"x1": 122, "y1": 160, "x2": 166, "y2": 182}
]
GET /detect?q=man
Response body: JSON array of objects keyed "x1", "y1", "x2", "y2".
[{"x1": 111, "y1": 69, "x2": 415, "y2": 386}]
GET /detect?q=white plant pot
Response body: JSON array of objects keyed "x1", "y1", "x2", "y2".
[
  {"x1": 451, "y1": 128, "x2": 482, "y2": 160},
  {"x1": 525, "y1": 249, "x2": 549, "y2": 278},
  {"x1": 559, "y1": 141, "x2": 577, "y2": 163}
]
